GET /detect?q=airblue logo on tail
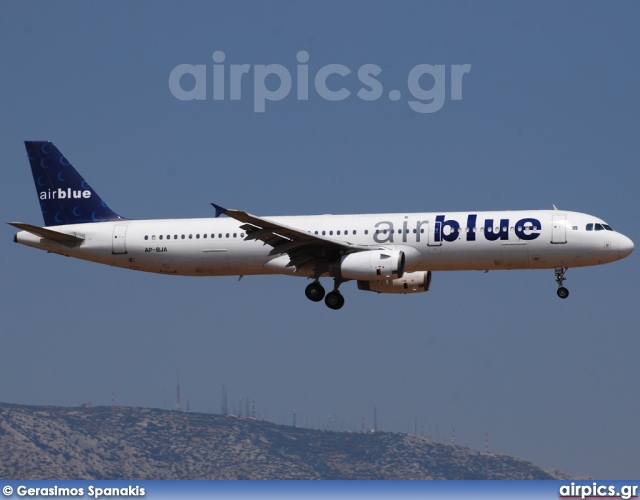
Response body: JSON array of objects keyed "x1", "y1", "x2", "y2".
[{"x1": 25, "y1": 141, "x2": 125, "y2": 226}]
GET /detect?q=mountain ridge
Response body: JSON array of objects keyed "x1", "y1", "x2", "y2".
[{"x1": 0, "y1": 402, "x2": 564, "y2": 480}]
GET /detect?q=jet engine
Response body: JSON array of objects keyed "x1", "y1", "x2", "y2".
[
  {"x1": 333, "y1": 250, "x2": 405, "y2": 280},
  {"x1": 357, "y1": 271, "x2": 432, "y2": 294}
]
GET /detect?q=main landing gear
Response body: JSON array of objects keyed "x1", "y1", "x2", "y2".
[
  {"x1": 305, "y1": 279, "x2": 345, "y2": 310},
  {"x1": 555, "y1": 267, "x2": 569, "y2": 299}
]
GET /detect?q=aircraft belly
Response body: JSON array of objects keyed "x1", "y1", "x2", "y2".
[
  {"x1": 501, "y1": 243, "x2": 530, "y2": 268},
  {"x1": 203, "y1": 249, "x2": 230, "y2": 274}
]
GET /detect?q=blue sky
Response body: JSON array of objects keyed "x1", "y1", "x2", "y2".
[{"x1": 1, "y1": 1, "x2": 638, "y2": 479}]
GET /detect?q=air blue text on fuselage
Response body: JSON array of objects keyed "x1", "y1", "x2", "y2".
[{"x1": 372, "y1": 214, "x2": 542, "y2": 244}]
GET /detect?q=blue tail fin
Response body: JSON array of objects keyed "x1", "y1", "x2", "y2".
[{"x1": 24, "y1": 141, "x2": 125, "y2": 226}]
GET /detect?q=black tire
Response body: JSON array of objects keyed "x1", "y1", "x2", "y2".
[
  {"x1": 305, "y1": 282, "x2": 325, "y2": 302},
  {"x1": 557, "y1": 287, "x2": 569, "y2": 299},
  {"x1": 325, "y1": 291, "x2": 345, "y2": 310}
]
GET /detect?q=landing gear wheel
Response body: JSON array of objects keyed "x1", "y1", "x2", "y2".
[
  {"x1": 305, "y1": 282, "x2": 325, "y2": 302},
  {"x1": 554, "y1": 267, "x2": 569, "y2": 299},
  {"x1": 325, "y1": 291, "x2": 345, "y2": 310}
]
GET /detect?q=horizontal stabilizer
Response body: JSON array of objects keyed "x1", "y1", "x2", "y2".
[{"x1": 7, "y1": 222, "x2": 84, "y2": 242}]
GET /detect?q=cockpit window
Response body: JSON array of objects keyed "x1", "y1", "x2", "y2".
[{"x1": 586, "y1": 222, "x2": 614, "y2": 231}]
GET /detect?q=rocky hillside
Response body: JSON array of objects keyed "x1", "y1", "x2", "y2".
[{"x1": 0, "y1": 403, "x2": 560, "y2": 479}]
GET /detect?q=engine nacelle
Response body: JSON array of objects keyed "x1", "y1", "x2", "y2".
[
  {"x1": 357, "y1": 271, "x2": 432, "y2": 294},
  {"x1": 334, "y1": 250, "x2": 405, "y2": 281}
]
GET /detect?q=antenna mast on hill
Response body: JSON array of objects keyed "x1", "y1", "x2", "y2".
[
  {"x1": 111, "y1": 391, "x2": 115, "y2": 407},
  {"x1": 221, "y1": 386, "x2": 228, "y2": 416},
  {"x1": 175, "y1": 371, "x2": 182, "y2": 412},
  {"x1": 374, "y1": 406, "x2": 378, "y2": 433}
]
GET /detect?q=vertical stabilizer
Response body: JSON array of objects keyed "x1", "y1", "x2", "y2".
[{"x1": 24, "y1": 141, "x2": 125, "y2": 226}]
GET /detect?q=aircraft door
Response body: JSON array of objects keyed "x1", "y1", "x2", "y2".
[
  {"x1": 427, "y1": 220, "x2": 442, "y2": 246},
  {"x1": 551, "y1": 215, "x2": 567, "y2": 244},
  {"x1": 112, "y1": 225, "x2": 128, "y2": 254}
]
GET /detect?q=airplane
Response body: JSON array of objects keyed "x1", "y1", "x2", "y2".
[{"x1": 10, "y1": 141, "x2": 634, "y2": 310}]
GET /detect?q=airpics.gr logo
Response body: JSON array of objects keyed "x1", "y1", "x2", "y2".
[
  {"x1": 39, "y1": 188, "x2": 91, "y2": 200},
  {"x1": 169, "y1": 50, "x2": 471, "y2": 113}
]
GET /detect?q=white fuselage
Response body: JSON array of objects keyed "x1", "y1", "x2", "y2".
[{"x1": 15, "y1": 210, "x2": 634, "y2": 278}]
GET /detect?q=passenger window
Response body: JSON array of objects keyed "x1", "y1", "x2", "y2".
[
  {"x1": 181, "y1": 235, "x2": 185, "y2": 239},
  {"x1": 337, "y1": 231, "x2": 341, "y2": 235},
  {"x1": 233, "y1": 233, "x2": 237, "y2": 238},
  {"x1": 196, "y1": 234, "x2": 200, "y2": 239},
  {"x1": 159, "y1": 235, "x2": 163, "y2": 240},
  {"x1": 203, "y1": 234, "x2": 207, "y2": 239},
  {"x1": 364, "y1": 230, "x2": 368, "y2": 235},
  {"x1": 152, "y1": 235, "x2": 156, "y2": 240},
  {"x1": 144, "y1": 235, "x2": 148, "y2": 240},
  {"x1": 226, "y1": 233, "x2": 229, "y2": 238},
  {"x1": 189, "y1": 234, "x2": 193, "y2": 239},
  {"x1": 322, "y1": 231, "x2": 326, "y2": 235}
]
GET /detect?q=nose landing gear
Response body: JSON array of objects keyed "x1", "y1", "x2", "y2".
[{"x1": 555, "y1": 267, "x2": 569, "y2": 299}]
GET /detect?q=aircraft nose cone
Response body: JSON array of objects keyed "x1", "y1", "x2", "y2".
[{"x1": 619, "y1": 234, "x2": 634, "y2": 259}]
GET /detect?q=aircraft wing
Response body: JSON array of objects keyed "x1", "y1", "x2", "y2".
[{"x1": 212, "y1": 204, "x2": 375, "y2": 274}]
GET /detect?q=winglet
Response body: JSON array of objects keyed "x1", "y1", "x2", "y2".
[{"x1": 211, "y1": 203, "x2": 227, "y2": 218}]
